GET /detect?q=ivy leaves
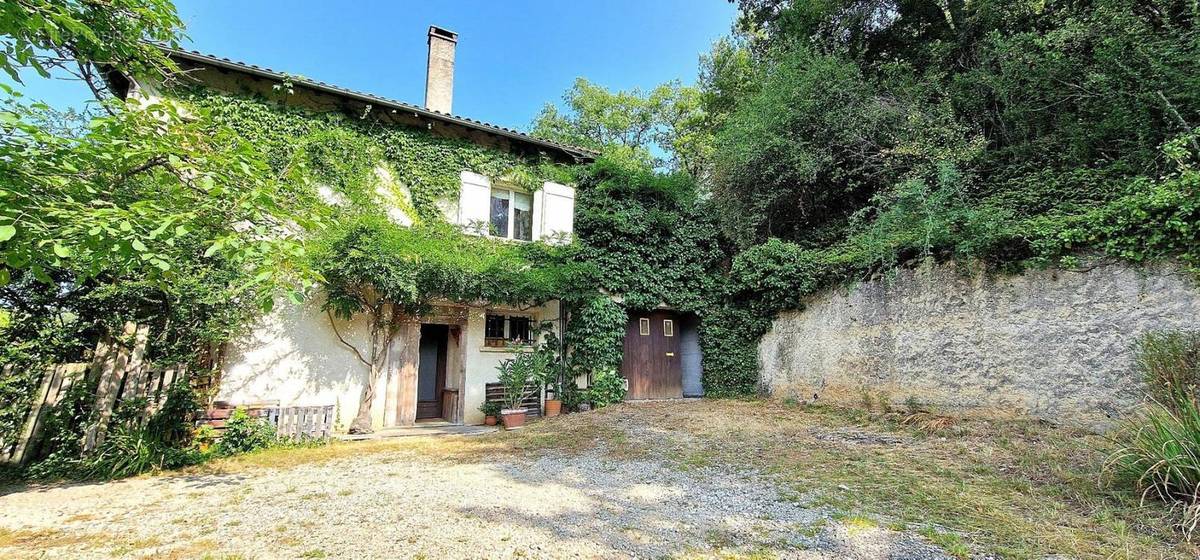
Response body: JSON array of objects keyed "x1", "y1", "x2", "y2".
[
  {"x1": 312, "y1": 215, "x2": 584, "y2": 322},
  {"x1": 181, "y1": 89, "x2": 571, "y2": 226}
]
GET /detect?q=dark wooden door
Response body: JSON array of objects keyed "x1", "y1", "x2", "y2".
[
  {"x1": 416, "y1": 324, "x2": 448, "y2": 420},
  {"x1": 621, "y1": 310, "x2": 683, "y2": 400}
]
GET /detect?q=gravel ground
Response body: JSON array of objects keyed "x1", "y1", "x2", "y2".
[{"x1": 0, "y1": 407, "x2": 956, "y2": 559}]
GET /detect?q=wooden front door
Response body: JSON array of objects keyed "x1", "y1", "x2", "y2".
[
  {"x1": 621, "y1": 310, "x2": 683, "y2": 400},
  {"x1": 416, "y1": 324, "x2": 448, "y2": 420}
]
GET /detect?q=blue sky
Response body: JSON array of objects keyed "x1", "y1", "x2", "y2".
[{"x1": 22, "y1": 0, "x2": 738, "y2": 132}]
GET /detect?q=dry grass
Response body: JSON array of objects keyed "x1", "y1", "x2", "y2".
[
  {"x1": 13, "y1": 399, "x2": 1187, "y2": 559},
  {"x1": 0, "y1": 527, "x2": 108, "y2": 550},
  {"x1": 550, "y1": 399, "x2": 1193, "y2": 560}
]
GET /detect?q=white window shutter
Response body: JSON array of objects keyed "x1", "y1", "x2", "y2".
[
  {"x1": 459, "y1": 171, "x2": 491, "y2": 235},
  {"x1": 531, "y1": 189, "x2": 546, "y2": 241},
  {"x1": 539, "y1": 182, "x2": 575, "y2": 243}
]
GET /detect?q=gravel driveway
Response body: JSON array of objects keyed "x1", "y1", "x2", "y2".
[{"x1": 0, "y1": 404, "x2": 955, "y2": 559}]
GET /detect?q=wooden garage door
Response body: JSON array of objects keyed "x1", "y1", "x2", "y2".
[{"x1": 621, "y1": 310, "x2": 683, "y2": 400}]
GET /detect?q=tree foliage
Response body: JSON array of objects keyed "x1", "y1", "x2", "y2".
[
  {"x1": 710, "y1": 0, "x2": 1200, "y2": 262},
  {"x1": 531, "y1": 78, "x2": 708, "y2": 176},
  {"x1": 0, "y1": 0, "x2": 181, "y2": 98}
]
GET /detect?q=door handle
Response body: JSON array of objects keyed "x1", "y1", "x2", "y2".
[{"x1": 665, "y1": 352, "x2": 674, "y2": 357}]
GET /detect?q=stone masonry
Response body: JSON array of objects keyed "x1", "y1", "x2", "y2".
[{"x1": 758, "y1": 259, "x2": 1200, "y2": 430}]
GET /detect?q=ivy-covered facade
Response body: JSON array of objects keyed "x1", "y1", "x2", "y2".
[{"x1": 131, "y1": 48, "x2": 599, "y2": 430}]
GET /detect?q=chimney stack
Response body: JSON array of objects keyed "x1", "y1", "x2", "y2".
[{"x1": 425, "y1": 26, "x2": 457, "y2": 114}]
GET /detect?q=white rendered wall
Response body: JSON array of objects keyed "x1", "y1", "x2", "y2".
[
  {"x1": 220, "y1": 296, "x2": 561, "y2": 430},
  {"x1": 218, "y1": 294, "x2": 383, "y2": 432}
]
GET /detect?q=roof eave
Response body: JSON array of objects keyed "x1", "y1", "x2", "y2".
[{"x1": 159, "y1": 47, "x2": 598, "y2": 163}]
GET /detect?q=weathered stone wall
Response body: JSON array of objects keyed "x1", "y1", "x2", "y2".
[{"x1": 758, "y1": 260, "x2": 1200, "y2": 429}]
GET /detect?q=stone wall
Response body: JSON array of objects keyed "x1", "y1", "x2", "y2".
[{"x1": 758, "y1": 260, "x2": 1200, "y2": 430}]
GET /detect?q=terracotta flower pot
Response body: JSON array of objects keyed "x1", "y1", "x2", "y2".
[
  {"x1": 544, "y1": 399, "x2": 562, "y2": 417},
  {"x1": 484, "y1": 415, "x2": 497, "y2": 426},
  {"x1": 500, "y1": 408, "x2": 527, "y2": 430}
]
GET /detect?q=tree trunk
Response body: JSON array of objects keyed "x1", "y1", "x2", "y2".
[{"x1": 349, "y1": 315, "x2": 386, "y2": 434}]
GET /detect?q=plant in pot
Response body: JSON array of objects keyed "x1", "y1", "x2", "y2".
[
  {"x1": 531, "y1": 323, "x2": 564, "y2": 417},
  {"x1": 536, "y1": 355, "x2": 564, "y2": 418},
  {"x1": 478, "y1": 400, "x2": 501, "y2": 426},
  {"x1": 496, "y1": 348, "x2": 550, "y2": 430}
]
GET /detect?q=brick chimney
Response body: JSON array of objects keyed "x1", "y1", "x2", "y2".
[{"x1": 424, "y1": 26, "x2": 457, "y2": 114}]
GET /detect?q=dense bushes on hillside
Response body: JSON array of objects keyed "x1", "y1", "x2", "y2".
[{"x1": 708, "y1": 0, "x2": 1200, "y2": 270}]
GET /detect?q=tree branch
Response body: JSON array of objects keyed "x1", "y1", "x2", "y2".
[{"x1": 326, "y1": 308, "x2": 371, "y2": 368}]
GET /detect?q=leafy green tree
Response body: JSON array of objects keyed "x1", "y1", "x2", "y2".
[
  {"x1": 0, "y1": 0, "x2": 316, "y2": 316},
  {"x1": 531, "y1": 77, "x2": 709, "y2": 176},
  {"x1": 710, "y1": 0, "x2": 1200, "y2": 258},
  {"x1": 0, "y1": 0, "x2": 182, "y2": 102},
  {"x1": 0, "y1": 0, "x2": 321, "y2": 455}
]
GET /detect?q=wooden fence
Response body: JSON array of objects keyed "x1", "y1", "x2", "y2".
[
  {"x1": 1, "y1": 322, "x2": 187, "y2": 466},
  {"x1": 200, "y1": 402, "x2": 335, "y2": 440}
]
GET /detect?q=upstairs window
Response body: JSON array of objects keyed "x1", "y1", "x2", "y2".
[
  {"x1": 489, "y1": 187, "x2": 533, "y2": 241},
  {"x1": 484, "y1": 313, "x2": 534, "y2": 348}
]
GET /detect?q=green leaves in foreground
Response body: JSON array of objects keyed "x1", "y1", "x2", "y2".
[{"x1": 0, "y1": 97, "x2": 319, "y2": 303}]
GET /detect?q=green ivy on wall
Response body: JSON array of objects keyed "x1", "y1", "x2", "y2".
[{"x1": 177, "y1": 88, "x2": 575, "y2": 223}]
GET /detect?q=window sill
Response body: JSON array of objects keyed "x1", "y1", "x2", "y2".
[
  {"x1": 486, "y1": 235, "x2": 532, "y2": 244},
  {"x1": 479, "y1": 345, "x2": 534, "y2": 354}
]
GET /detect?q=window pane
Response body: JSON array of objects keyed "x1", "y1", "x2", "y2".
[
  {"x1": 509, "y1": 316, "x2": 531, "y2": 343},
  {"x1": 485, "y1": 314, "x2": 506, "y2": 339},
  {"x1": 489, "y1": 190, "x2": 510, "y2": 238},
  {"x1": 513, "y1": 191, "x2": 533, "y2": 241}
]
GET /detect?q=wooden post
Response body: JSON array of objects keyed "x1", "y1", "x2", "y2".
[
  {"x1": 119, "y1": 324, "x2": 151, "y2": 402},
  {"x1": 5, "y1": 363, "x2": 87, "y2": 466},
  {"x1": 3, "y1": 364, "x2": 51, "y2": 465},
  {"x1": 84, "y1": 322, "x2": 144, "y2": 453},
  {"x1": 386, "y1": 321, "x2": 421, "y2": 427}
]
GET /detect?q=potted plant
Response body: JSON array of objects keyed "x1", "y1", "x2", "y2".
[
  {"x1": 478, "y1": 400, "x2": 501, "y2": 426},
  {"x1": 543, "y1": 386, "x2": 563, "y2": 417},
  {"x1": 496, "y1": 349, "x2": 550, "y2": 430},
  {"x1": 536, "y1": 355, "x2": 564, "y2": 418}
]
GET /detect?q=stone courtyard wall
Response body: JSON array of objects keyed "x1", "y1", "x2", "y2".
[{"x1": 758, "y1": 260, "x2": 1200, "y2": 430}]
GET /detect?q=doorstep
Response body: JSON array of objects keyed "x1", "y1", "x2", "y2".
[{"x1": 336, "y1": 423, "x2": 497, "y2": 441}]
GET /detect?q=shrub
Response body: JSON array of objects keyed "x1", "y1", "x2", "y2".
[
  {"x1": 216, "y1": 409, "x2": 277, "y2": 456},
  {"x1": 1135, "y1": 330, "x2": 1200, "y2": 414},
  {"x1": 496, "y1": 350, "x2": 551, "y2": 412},
  {"x1": 586, "y1": 368, "x2": 627, "y2": 408},
  {"x1": 1110, "y1": 399, "x2": 1200, "y2": 538},
  {"x1": 77, "y1": 426, "x2": 206, "y2": 480},
  {"x1": 1110, "y1": 330, "x2": 1200, "y2": 538}
]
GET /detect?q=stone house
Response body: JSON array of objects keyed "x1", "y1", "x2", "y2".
[{"x1": 113, "y1": 26, "x2": 599, "y2": 430}]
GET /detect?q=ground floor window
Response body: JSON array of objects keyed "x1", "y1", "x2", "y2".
[{"x1": 484, "y1": 313, "x2": 534, "y2": 347}]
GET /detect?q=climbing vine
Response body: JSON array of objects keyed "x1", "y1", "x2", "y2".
[{"x1": 178, "y1": 87, "x2": 575, "y2": 223}]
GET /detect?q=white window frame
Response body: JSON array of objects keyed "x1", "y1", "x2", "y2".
[{"x1": 489, "y1": 186, "x2": 534, "y2": 242}]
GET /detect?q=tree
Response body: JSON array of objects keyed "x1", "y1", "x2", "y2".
[
  {"x1": 0, "y1": 0, "x2": 317, "y2": 313},
  {"x1": 531, "y1": 78, "x2": 709, "y2": 176},
  {"x1": 0, "y1": 0, "x2": 183, "y2": 103},
  {"x1": 0, "y1": 0, "x2": 318, "y2": 382},
  {"x1": 708, "y1": 0, "x2": 1200, "y2": 254}
]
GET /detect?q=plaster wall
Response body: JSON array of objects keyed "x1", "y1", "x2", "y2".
[{"x1": 220, "y1": 297, "x2": 560, "y2": 430}]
